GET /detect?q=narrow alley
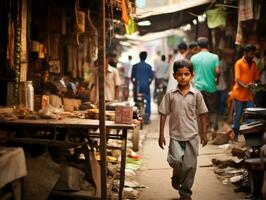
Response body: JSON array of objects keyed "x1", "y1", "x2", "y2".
[{"x1": 133, "y1": 103, "x2": 247, "y2": 200}]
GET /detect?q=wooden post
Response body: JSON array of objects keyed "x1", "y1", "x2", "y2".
[
  {"x1": 98, "y1": 0, "x2": 107, "y2": 199},
  {"x1": 20, "y1": 0, "x2": 27, "y2": 81}
]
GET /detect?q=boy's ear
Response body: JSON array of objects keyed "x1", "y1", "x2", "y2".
[{"x1": 173, "y1": 73, "x2": 177, "y2": 80}]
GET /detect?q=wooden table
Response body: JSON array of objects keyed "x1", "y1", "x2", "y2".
[{"x1": 0, "y1": 118, "x2": 137, "y2": 199}]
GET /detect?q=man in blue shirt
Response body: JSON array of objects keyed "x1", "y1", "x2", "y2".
[{"x1": 131, "y1": 51, "x2": 153, "y2": 123}]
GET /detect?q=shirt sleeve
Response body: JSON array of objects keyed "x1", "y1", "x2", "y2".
[
  {"x1": 158, "y1": 92, "x2": 170, "y2": 115},
  {"x1": 234, "y1": 61, "x2": 241, "y2": 82},
  {"x1": 215, "y1": 55, "x2": 219, "y2": 67},
  {"x1": 196, "y1": 92, "x2": 208, "y2": 114}
]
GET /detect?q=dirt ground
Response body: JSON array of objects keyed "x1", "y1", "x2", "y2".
[{"x1": 133, "y1": 110, "x2": 248, "y2": 200}]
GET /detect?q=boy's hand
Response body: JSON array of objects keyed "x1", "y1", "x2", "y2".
[
  {"x1": 200, "y1": 135, "x2": 208, "y2": 147},
  {"x1": 158, "y1": 136, "x2": 166, "y2": 149}
]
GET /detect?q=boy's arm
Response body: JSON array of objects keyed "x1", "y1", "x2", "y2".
[
  {"x1": 159, "y1": 114, "x2": 167, "y2": 149},
  {"x1": 199, "y1": 113, "x2": 208, "y2": 147}
]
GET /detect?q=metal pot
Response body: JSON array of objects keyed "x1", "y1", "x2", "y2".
[{"x1": 19, "y1": 81, "x2": 34, "y2": 111}]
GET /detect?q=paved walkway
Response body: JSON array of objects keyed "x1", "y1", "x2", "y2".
[{"x1": 134, "y1": 111, "x2": 247, "y2": 200}]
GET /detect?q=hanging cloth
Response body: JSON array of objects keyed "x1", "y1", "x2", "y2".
[
  {"x1": 206, "y1": 7, "x2": 226, "y2": 29},
  {"x1": 121, "y1": 0, "x2": 129, "y2": 24},
  {"x1": 239, "y1": 0, "x2": 253, "y2": 21},
  {"x1": 125, "y1": 18, "x2": 137, "y2": 35}
]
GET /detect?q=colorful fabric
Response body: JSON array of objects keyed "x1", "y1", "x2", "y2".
[
  {"x1": 206, "y1": 7, "x2": 226, "y2": 29},
  {"x1": 125, "y1": 18, "x2": 137, "y2": 35},
  {"x1": 121, "y1": 0, "x2": 129, "y2": 24},
  {"x1": 239, "y1": 0, "x2": 253, "y2": 21}
]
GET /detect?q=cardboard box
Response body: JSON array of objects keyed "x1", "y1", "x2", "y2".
[
  {"x1": 115, "y1": 105, "x2": 133, "y2": 124},
  {"x1": 34, "y1": 95, "x2": 49, "y2": 111}
]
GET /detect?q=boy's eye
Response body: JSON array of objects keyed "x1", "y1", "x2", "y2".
[{"x1": 177, "y1": 73, "x2": 190, "y2": 77}]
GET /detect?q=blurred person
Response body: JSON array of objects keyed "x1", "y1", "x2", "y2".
[
  {"x1": 186, "y1": 42, "x2": 199, "y2": 60},
  {"x1": 216, "y1": 49, "x2": 229, "y2": 117},
  {"x1": 90, "y1": 54, "x2": 121, "y2": 103},
  {"x1": 255, "y1": 50, "x2": 266, "y2": 107},
  {"x1": 168, "y1": 53, "x2": 173, "y2": 64},
  {"x1": 154, "y1": 55, "x2": 169, "y2": 102},
  {"x1": 131, "y1": 51, "x2": 153, "y2": 123},
  {"x1": 231, "y1": 44, "x2": 260, "y2": 141},
  {"x1": 153, "y1": 50, "x2": 162, "y2": 100},
  {"x1": 191, "y1": 37, "x2": 220, "y2": 132},
  {"x1": 167, "y1": 42, "x2": 188, "y2": 92},
  {"x1": 120, "y1": 55, "x2": 133, "y2": 101},
  {"x1": 159, "y1": 59, "x2": 208, "y2": 200}
]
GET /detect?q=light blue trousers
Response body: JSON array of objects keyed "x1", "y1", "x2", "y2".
[{"x1": 167, "y1": 136, "x2": 199, "y2": 198}]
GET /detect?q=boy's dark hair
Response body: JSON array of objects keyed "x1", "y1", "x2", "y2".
[
  {"x1": 173, "y1": 59, "x2": 193, "y2": 74},
  {"x1": 197, "y1": 37, "x2": 208, "y2": 48},
  {"x1": 177, "y1": 42, "x2": 187, "y2": 51},
  {"x1": 244, "y1": 44, "x2": 256, "y2": 52},
  {"x1": 139, "y1": 51, "x2": 147, "y2": 61}
]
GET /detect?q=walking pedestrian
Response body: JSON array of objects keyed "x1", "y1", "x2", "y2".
[
  {"x1": 158, "y1": 59, "x2": 208, "y2": 200},
  {"x1": 153, "y1": 50, "x2": 161, "y2": 100},
  {"x1": 191, "y1": 37, "x2": 220, "y2": 132},
  {"x1": 254, "y1": 50, "x2": 266, "y2": 107},
  {"x1": 216, "y1": 49, "x2": 229, "y2": 117},
  {"x1": 120, "y1": 55, "x2": 133, "y2": 101},
  {"x1": 131, "y1": 51, "x2": 153, "y2": 123},
  {"x1": 154, "y1": 55, "x2": 169, "y2": 102},
  {"x1": 90, "y1": 54, "x2": 121, "y2": 103},
  {"x1": 231, "y1": 44, "x2": 260, "y2": 141},
  {"x1": 186, "y1": 42, "x2": 199, "y2": 60}
]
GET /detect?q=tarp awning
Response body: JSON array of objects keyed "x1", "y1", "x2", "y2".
[
  {"x1": 136, "y1": 0, "x2": 212, "y2": 35},
  {"x1": 136, "y1": 0, "x2": 212, "y2": 19}
]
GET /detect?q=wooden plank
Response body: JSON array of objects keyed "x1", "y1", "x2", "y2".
[
  {"x1": 51, "y1": 190, "x2": 99, "y2": 199},
  {"x1": 0, "y1": 119, "x2": 136, "y2": 129},
  {"x1": 7, "y1": 138, "x2": 84, "y2": 147}
]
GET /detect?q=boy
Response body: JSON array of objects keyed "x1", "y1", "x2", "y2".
[{"x1": 158, "y1": 59, "x2": 208, "y2": 200}]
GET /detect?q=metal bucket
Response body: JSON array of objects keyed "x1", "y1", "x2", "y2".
[{"x1": 19, "y1": 81, "x2": 34, "y2": 111}]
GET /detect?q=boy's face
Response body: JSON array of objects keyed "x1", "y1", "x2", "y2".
[{"x1": 173, "y1": 66, "x2": 193, "y2": 86}]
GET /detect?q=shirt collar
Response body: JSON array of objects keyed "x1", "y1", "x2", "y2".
[
  {"x1": 171, "y1": 84, "x2": 196, "y2": 94},
  {"x1": 242, "y1": 56, "x2": 255, "y2": 65}
]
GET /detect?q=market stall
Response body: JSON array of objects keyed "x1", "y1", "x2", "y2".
[{"x1": 0, "y1": 116, "x2": 138, "y2": 199}]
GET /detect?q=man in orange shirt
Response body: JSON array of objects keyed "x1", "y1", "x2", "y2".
[{"x1": 231, "y1": 44, "x2": 260, "y2": 141}]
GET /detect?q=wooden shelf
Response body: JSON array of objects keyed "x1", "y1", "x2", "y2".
[{"x1": 51, "y1": 190, "x2": 100, "y2": 199}]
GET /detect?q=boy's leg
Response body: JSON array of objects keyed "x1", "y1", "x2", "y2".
[
  {"x1": 167, "y1": 139, "x2": 185, "y2": 190},
  {"x1": 179, "y1": 136, "x2": 199, "y2": 198}
]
